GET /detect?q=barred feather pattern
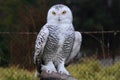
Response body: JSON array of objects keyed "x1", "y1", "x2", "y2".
[
  {"x1": 42, "y1": 25, "x2": 75, "y2": 66},
  {"x1": 34, "y1": 26, "x2": 49, "y2": 65}
]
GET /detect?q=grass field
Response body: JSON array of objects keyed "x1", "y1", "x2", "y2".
[
  {"x1": 0, "y1": 59, "x2": 120, "y2": 80},
  {"x1": 68, "y1": 59, "x2": 120, "y2": 80},
  {"x1": 0, "y1": 67, "x2": 38, "y2": 80}
]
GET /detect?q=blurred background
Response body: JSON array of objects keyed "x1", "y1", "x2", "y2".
[{"x1": 0, "y1": 0, "x2": 120, "y2": 70}]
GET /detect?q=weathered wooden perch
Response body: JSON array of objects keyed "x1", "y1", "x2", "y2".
[{"x1": 40, "y1": 70, "x2": 78, "y2": 80}]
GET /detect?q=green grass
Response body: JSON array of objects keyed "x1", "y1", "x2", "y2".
[
  {"x1": 0, "y1": 67, "x2": 38, "y2": 80},
  {"x1": 0, "y1": 59, "x2": 120, "y2": 80},
  {"x1": 68, "y1": 59, "x2": 120, "y2": 80}
]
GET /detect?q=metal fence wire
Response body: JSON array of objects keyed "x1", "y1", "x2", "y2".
[{"x1": 0, "y1": 31, "x2": 120, "y2": 70}]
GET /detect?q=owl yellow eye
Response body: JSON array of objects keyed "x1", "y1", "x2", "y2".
[
  {"x1": 52, "y1": 11, "x2": 56, "y2": 15},
  {"x1": 62, "y1": 10, "x2": 66, "y2": 15}
]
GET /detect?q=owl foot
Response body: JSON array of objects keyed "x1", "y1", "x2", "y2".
[
  {"x1": 41, "y1": 61, "x2": 57, "y2": 74},
  {"x1": 57, "y1": 62, "x2": 70, "y2": 75}
]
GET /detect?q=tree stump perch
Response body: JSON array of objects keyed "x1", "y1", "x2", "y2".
[{"x1": 40, "y1": 70, "x2": 78, "y2": 80}]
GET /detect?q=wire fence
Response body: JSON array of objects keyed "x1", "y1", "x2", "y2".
[
  {"x1": 0, "y1": 30, "x2": 120, "y2": 69},
  {"x1": 0, "y1": 30, "x2": 120, "y2": 34}
]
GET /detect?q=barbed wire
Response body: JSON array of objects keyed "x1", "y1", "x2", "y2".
[
  {"x1": 0, "y1": 31, "x2": 119, "y2": 66},
  {"x1": 0, "y1": 32, "x2": 38, "y2": 35},
  {"x1": 0, "y1": 31, "x2": 119, "y2": 35},
  {"x1": 81, "y1": 30, "x2": 120, "y2": 34}
]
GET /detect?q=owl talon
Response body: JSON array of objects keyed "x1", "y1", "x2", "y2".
[
  {"x1": 48, "y1": 70, "x2": 50, "y2": 73},
  {"x1": 58, "y1": 67, "x2": 70, "y2": 75},
  {"x1": 41, "y1": 61, "x2": 57, "y2": 74},
  {"x1": 57, "y1": 62, "x2": 70, "y2": 75}
]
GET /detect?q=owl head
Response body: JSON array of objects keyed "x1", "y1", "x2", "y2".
[{"x1": 47, "y1": 4, "x2": 73, "y2": 23}]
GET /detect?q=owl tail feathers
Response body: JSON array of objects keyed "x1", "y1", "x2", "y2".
[
  {"x1": 34, "y1": 70, "x2": 40, "y2": 77},
  {"x1": 75, "y1": 52, "x2": 83, "y2": 60},
  {"x1": 65, "y1": 52, "x2": 83, "y2": 66},
  {"x1": 34, "y1": 64, "x2": 44, "y2": 77}
]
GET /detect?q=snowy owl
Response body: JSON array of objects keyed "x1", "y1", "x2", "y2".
[{"x1": 34, "y1": 4, "x2": 82, "y2": 77}]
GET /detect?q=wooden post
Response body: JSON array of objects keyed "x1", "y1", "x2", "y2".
[{"x1": 40, "y1": 70, "x2": 78, "y2": 80}]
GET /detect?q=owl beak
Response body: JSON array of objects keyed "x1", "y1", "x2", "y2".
[
  {"x1": 58, "y1": 18, "x2": 61, "y2": 21},
  {"x1": 58, "y1": 17, "x2": 61, "y2": 21}
]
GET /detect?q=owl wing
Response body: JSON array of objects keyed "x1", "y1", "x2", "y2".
[
  {"x1": 65, "y1": 31, "x2": 82, "y2": 66},
  {"x1": 34, "y1": 25, "x2": 49, "y2": 72}
]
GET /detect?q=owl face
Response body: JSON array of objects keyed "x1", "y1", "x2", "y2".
[{"x1": 47, "y1": 4, "x2": 73, "y2": 23}]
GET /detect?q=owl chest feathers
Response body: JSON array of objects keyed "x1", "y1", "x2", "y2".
[{"x1": 44, "y1": 24, "x2": 74, "y2": 57}]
